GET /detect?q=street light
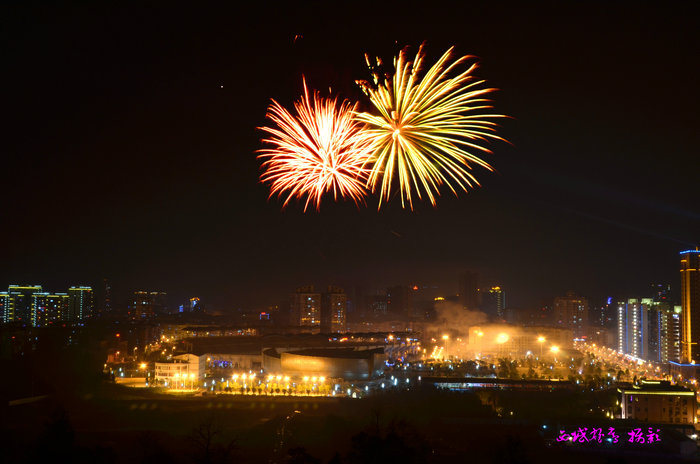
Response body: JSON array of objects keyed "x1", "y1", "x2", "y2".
[
  {"x1": 537, "y1": 336, "x2": 545, "y2": 358},
  {"x1": 550, "y1": 345, "x2": 559, "y2": 362}
]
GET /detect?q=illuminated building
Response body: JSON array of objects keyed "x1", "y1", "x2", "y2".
[
  {"x1": 262, "y1": 347, "x2": 384, "y2": 380},
  {"x1": 132, "y1": 291, "x2": 167, "y2": 319},
  {"x1": 458, "y1": 271, "x2": 479, "y2": 310},
  {"x1": 67, "y1": 286, "x2": 94, "y2": 321},
  {"x1": 553, "y1": 292, "x2": 588, "y2": 337},
  {"x1": 34, "y1": 292, "x2": 69, "y2": 326},
  {"x1": 291, "y1": 286, "x2": 321, "y2": 329},
  {"x1": 0, "y1": 292, "x2": 8, "y2": 323},
  {"x1": 666, "y1": 306, "x2": 682, "y2": 363},
  {"x1": 616, "y1": 298, "x2": 677, "y2": 362},
  {"x1": 480, "y1": 286, "x2": 505, "y2": 319},
  {"x1": 618, "y1": 380, "x2": 696, "y2": 425},
  {"x1": 321, "y1": 286, "x2": 346, "y2": 333},
  {"x1": 620, "y1": 298, "x2": 650, "y2": 358},
  {"x1": 0, "y1": 285, "x2": 91, "y2": 325},
  {"x1": 0, "y1": 285, "x2": 93, "y2": 325},
  {"x1": 155, "y1": 353, "x2": 205, "y2": 385},
  {"x1": 4, "y1": 285, "x2": 43, "y2": 324},
  {"x1": 596, "y1": 296, "x2": 617, "y2": 328},
  {"x1": 680, "y1": 248, "x2": 700, "y2": 363}
]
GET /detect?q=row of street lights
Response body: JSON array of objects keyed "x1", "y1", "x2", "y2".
[{"x1": 171, "y1": 371, "x2": 197, "y2": 390}]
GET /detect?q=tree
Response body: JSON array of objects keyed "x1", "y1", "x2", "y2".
[{"x1": 188, "y1": 415, "x2": 236, "y2": 464}]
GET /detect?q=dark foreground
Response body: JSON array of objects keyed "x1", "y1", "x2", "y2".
[{"x1": 3, "y1": 382, "x2": 696, "y2": 464}]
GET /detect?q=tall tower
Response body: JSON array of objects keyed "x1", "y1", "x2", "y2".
[
  {"x1": 680, "y1": 248, "x2": 700, "y2": 363},
  {"x1": 103, "y1": 278, "x2": 112, "y2": 313},
  {"x1": 458, "y1": 271, "x2": 479, "y2": 310},
  {"x1": 481, "y1": 286, "x2": 505, "y2": 319}
]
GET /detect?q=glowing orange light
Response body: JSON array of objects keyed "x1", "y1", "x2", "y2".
[{"x1": 258, "y1": 79, "x2": 372, "y2": 211}]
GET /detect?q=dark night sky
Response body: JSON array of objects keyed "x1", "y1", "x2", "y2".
[{"x1": 2, "y1": 2, "x2": 698, "y2": 311}]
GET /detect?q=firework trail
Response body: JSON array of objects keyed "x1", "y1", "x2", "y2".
[
  {"x1": 355, "y1": 43, "x2": 507, "y2": 209},
  {"x1": 258, "y1": 80, "x2": 372, "y2": 211}
]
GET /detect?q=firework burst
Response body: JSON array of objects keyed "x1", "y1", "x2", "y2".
[
  {"x1": 258, "y1": 80, "x2": 372, "y2": 211},
  {"x1": 355, "y1": 43, "x2": 507, "y2": 209}
]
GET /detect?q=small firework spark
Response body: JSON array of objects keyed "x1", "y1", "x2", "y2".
[
  {"x1": 355, "y1": 43, "x2": 507, "y2": 209},
  {"x1": 258, "y1": 80, "x2": 371, "y2": 211}
]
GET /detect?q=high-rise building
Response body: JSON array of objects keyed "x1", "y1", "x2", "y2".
[
  {"x1": 0, "y1": 285, "x2": 92, "y2": 326},
  {"x1": 387, "y1": 285, "x2": 413, "y2": 318},
  {"x1": 651, "y1": 283, "x2": 673, "y2": 303},
  {"x1": 481, "y1": 286, "x2": 505, "y2": 319},
  {"x1": 291, "y1": 286, "x2": 321, "y2": 328},
  {"x1": 680, "y1": 248, "x2": 700, "y2": 363},
  {"x1": 5, "y1": 285, "x2": 43, "y2": 325},
  {"x1": 33, "y1": 292, "x2": 70, "y2": 326},
  {"x1": 662, "y1": 305, "x2": 682, "y2": 363},
  {"x1": 321, "y1": 286, "x2": 347, "y2": 333},
  {"x1": 103, "y1": 278, "x2": 112, "y2": 313},
  {"x1": 595, "y1": 297, "x2": 618, "y2": 328},
  {"x1": 67, "y1": 286, "x2": 94, "y2": 321},
  {"x1": 616, "y1": 298, "x2": 679, "y2": 363},
  {"x1": 554, "y1": 292, "x2": 589, "y2": 337},
  {"x1": 0, "y1": 292, "x2": 9, "y2": 323},
  {"x1": 132, "y1": 291, "x2": 167, "y2": 319},
  {"x1": 458, "y1": 271, "x2": 479, "y2": 310},
  {"x1": 369, "y1": 293, "x2": 388, "y2": 318}
]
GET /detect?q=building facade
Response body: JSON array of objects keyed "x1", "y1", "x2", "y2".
[
  {"x1": 554, "y1": 292, "x2": 588, "y2": 337},
  {"x1": 481, "y1": 286, "x2": 505, "y2": 319},
  {"x1": 34, "y1": 292, "x2": 69, "y2": 326},
  {"x1": 680, "y1": 249, "x2": 700, "y2": 363},
  {"x1": 458, "y1": 271, "x2": 479, "y2": 311},
  {"x1": 618, "y1": 380, "x2": 696, "y2": 425},
  {"x1": 154, "y1": 353, "x2": 205, "y2": 386},
  {"x1": 67, "y1": 286, "x2": 94, "y2": 321},
  {"x1": 321, "y1": 286, "x2": 347, "y2": 333},
  {"x1": 0, "y1": 284, "x2": 92, "y2": 326},
  {"x1": 291, "y1": 286, "x2": 321, "y2": 329},
  {"x1": 132, "y1": 291, "x2": 167, "y2": 319},
  {"x1": 617, "y1": 298, "x2": 679, "y2": 362}
]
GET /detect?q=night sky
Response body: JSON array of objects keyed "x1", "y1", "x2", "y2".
[{"x1": 3, "y1": 2, "x2": 698, "y2": 311}]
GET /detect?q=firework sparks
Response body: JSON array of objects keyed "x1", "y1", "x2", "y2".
[
  {"x1": 355, "y1": 43, "x2": 507, "y2": 209},
  {"x1": 258, "y1": 80, "x2": 371, "y2": 211}
]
